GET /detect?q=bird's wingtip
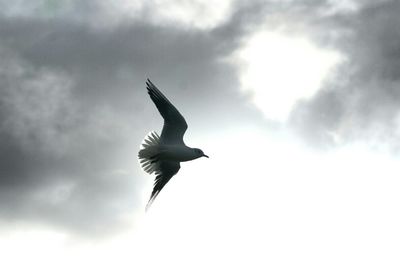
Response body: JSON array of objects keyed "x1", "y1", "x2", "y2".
[
  {"x1": 146, "y1": 79, "x2": 154, "y2": 90},
  {"x1": 145, "y1": 190, "x2": 160, "y2": 212}
]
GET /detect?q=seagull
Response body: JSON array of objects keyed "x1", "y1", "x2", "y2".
[{"x1": 139, "y1": 79, "x2": 208, "y2": 210}]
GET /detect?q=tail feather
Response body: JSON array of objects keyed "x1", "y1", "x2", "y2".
[{"x1": 138, "y1": 131, "x2": 161, "y2": 174}]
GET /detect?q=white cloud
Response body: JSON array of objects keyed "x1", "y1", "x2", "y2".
[
  {"x1": 143, "y1": 0, "x2": 233, "y2": 29},
  {"x1": 324, "y1": 0, "x2": 360, "y2": 15},
  {"x1": 0, "y1": 0, "x2": 234, "y2": 30}
]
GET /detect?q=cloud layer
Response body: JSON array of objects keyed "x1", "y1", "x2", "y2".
[
  {"x1": 291, "y1": 1, "x2": 400, "y2": 151},
  {"x1": 1, "y1": 0, "x2": 399, "y2": 236},
  {"x1": 0, "y1": 1, "x2": 261, "y2": 235}
]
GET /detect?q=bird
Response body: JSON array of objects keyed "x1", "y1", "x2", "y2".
[{"x1": 139, "y1": 79, "x2": 208, "y2": 210}]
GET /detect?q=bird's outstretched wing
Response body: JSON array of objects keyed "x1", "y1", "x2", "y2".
[
  {"x1": 146, "y1": 161, "x2": 180, "y2": 211},
  {"x1": 146, "y1": 79, "x2": 188, "y2": 145}
]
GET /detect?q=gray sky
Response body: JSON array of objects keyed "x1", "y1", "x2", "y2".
[{"x1": 1, "y1": 0, "x2": 400, "y2": 266}]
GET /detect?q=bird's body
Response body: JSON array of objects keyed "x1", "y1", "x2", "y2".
[
  {"x1": 139, "y1": 79, "x2": 208, "y2": 210},
  {"x1": 154, "y1": 145, "x2": 203, "y2": 162}
]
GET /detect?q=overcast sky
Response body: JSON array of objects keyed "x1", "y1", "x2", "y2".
[{"x1": 1, "y1": 0, "x2": 400, "y2": 266}]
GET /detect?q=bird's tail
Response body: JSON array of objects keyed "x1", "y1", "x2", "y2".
[{"x1": 138, "y1": 131, "x2": 161, "y2": 174}]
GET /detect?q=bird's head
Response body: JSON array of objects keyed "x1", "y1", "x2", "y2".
[{"x1": 193, "y1": 148, "x2": 209, "y2": 159}]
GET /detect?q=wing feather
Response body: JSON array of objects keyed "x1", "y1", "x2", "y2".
[
  {"x1": 146, "y1": 79, "x2": 188, "y2": 145},
  {"x1": 145, "y1": 161, "x2": 180, "y2": 211}
]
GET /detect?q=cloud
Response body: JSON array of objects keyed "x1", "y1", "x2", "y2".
[
  {"x1": 0, "y1": 46, "x2": 142, "y2": 236},
  {"x1": 0, "y1": 0, "x2": 235, "y2": 29},
  {"x1": 287, "y1": 1, "x2": 400, "y2": 151},
  {"x1": 0, "y1": 1, "x2": 266, "y2": 236},
  {"x1": 1, "y1": 0, "x2": 398, "y2": 238}
]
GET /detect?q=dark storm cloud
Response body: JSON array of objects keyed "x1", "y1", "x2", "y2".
[
  {"x1": 0, "y1": 1, "x2": 268, "y2": 235},
  {"x1": 290, "y1": 1, "x2": 400, "y2": 151},
  {"x1": 0, "y1": 46, "x2": 141, "y2": 235}
]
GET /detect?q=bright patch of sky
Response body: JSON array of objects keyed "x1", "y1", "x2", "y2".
[
  {"x1": 1, "y1": 129, "x2": 399, "y2": 267},
  {"x1": 234, "y1": 30, "x2": 344, "y2": 122}
]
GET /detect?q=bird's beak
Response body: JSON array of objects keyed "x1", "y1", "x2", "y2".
[{"x1": 203, "y1": 154, "x2": 209, "y2": 158}]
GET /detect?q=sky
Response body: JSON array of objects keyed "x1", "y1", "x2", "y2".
[{"x1": 1, "y1": 0, "x2": 400, "y2": 266}]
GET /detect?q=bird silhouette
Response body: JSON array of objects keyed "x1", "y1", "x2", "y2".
[{"x1": 139, "y1": 79, "x2": 208, "y2": 210}]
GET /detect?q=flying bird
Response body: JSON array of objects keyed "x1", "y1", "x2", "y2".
[{"x1": 139, "y1": 79, "x2": 208, "y2": 210}]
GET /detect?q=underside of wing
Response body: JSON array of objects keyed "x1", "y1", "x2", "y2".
[
  {"x1": 146, "y1": 79, "x2": 188, "y2": 145},
  {"x1": 146, "y1": 160, "x2": 180, "y2": 211}
]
